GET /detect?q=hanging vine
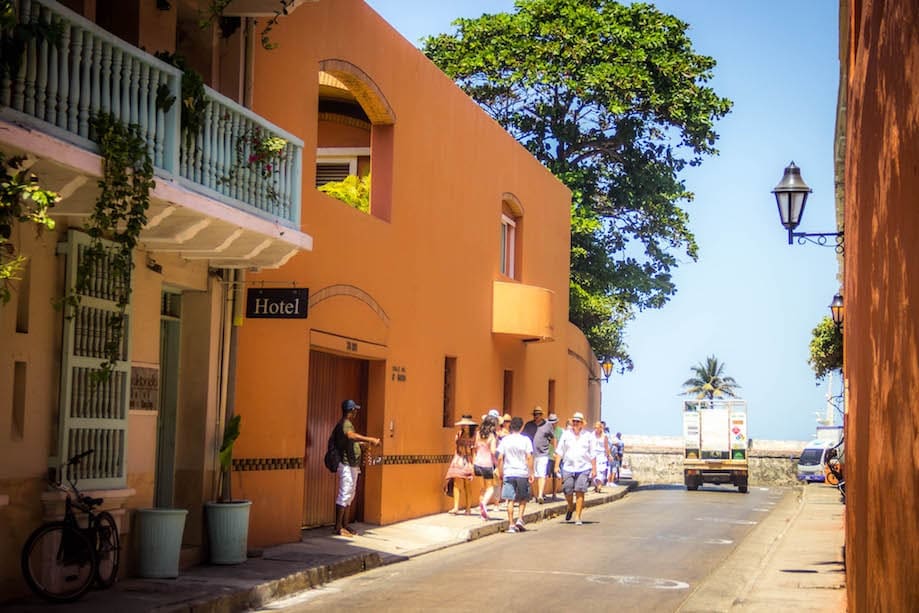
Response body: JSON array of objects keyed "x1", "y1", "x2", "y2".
[
  {"x1": 201, "y1": 0, "x2": 296, "y2": 50},
  {"x1": 70, "y1": 114, "x2": 154, "y2": 380}
]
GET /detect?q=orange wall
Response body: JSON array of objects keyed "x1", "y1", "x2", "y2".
[
  {"x1": 233, "y1": 0, "x2": 593, "y2": 544},
  {"x1": 843, "y1": 1, "x2": 919, "y2": 610}
]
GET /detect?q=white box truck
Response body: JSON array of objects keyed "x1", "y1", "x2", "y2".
[{"x1": 683, "y1": 399, "x2": 749, "y2": 493}]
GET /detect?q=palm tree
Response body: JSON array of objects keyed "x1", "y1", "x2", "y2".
[{"x1": 682, "y1": 355, "x2": 741, "y2": 399}]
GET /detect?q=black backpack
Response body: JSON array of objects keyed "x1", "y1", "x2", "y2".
[{"x1": 323, "y1": 422, "x2": 342, "y2": 473}]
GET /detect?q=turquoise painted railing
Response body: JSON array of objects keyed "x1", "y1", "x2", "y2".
[
  {"x1": 0, "y1": 0, "x2": 302, "y2": 228},
  {"x1": 178, "y1": 86, "x2": 303, "y2": 228}
]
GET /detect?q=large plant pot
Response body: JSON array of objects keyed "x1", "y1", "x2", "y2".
[
  {"x1": 137, "y1": 508, "x2": 188, "y2": 578},
  {"x1": 204, "y1": 500, "x2": 251, "y2": 565}
]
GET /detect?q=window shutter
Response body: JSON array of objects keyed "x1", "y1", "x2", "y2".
[
  {"x1": 315, "y1": 163, "x2": 352, "y2": 187},
  {"x1": 57, "y1": 230, "x2": 132, "y2": 489}
]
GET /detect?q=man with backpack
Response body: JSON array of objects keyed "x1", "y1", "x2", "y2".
[{"x1": 331, "y1": 399, "x2": 380, "y2": 537}]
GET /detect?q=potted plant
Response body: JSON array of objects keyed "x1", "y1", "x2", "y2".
[{"x1": 204, "y1": 415, "x2": 251, "y2": 564}]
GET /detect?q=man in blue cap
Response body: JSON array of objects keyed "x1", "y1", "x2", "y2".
[{"x1": 333, "y1": 399, "x2": 380, "y2": 537}]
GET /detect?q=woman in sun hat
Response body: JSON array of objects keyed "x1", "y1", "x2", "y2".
[{"x1": 445, "y1": 415, "x2": 477, "y2": 514}]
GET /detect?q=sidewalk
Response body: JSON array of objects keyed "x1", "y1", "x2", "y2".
[
  {"x1": 4, "y1": 484, "x2": 633, "y2": 613},
  {"x1": 4, "y1": 481, "x2": 846, "y2": 612},
  {"x1": 679, "y1": 482, "x2": 847, "y2": 612}
]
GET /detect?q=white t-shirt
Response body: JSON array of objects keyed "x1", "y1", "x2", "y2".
[
  {"x1": 497, "y1": 432, "x2": 534, "y2": 478},
  {"x1": 556, "y1": 428, "x2": 597, "y2": 473}
]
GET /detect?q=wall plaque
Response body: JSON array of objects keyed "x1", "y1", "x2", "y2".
[{"x1": 130, "y1": 366, "x2": 159, "y2": 411}]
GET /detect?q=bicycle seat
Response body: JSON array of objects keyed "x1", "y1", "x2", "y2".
[{"x1": 81, "y1": 495, "x2": 104, "y2": 508}]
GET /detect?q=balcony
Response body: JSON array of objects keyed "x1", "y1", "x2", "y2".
[
  {"x1": 0, "y1": 0, "x2": 310, "y2": 268},
  {"x1": 492, "y1": 280, "x2": 555, "y2": 342}
]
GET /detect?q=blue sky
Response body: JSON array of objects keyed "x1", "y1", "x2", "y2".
[{"x1": 365, "y1": 0, "x2": 841, "y2": 441}]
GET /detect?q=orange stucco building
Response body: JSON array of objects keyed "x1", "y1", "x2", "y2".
[
  {"x1": 0, "y1": 0, "x2": 597, "y2": 598},
  {"x1": 838, "y1": 0, "x2": 919, "y2": 610},
  {"x1": 232, "y1": 0, "x2": 599, "y2": 545}
]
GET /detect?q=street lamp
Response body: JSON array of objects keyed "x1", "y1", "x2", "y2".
[
  {"x1": 771, "y1": 161, "x2": 844, "y2": 252},
  {"x1": 829, "y1": 293, "x2": 844, "y2": 329},
  {"x1": 600, "y1": 357, "x2": 614, "y2": 382}
]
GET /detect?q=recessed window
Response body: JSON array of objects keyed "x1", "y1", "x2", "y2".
[
  {"x1": 503, "y1": 370, "x2": 514, "y2": 415},
  {"x1": 500, "y1": 214, "x2": 517, "y2": 278},
  {"x1": 443, "y1": 357, "x2": 457, "y2": 427}
]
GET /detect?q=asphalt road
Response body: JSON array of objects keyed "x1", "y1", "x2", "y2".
[{"x1": 256, "y1": 484, "x2": 789, "y2": 612}]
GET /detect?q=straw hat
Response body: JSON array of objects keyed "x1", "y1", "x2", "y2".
[
  {"x1": 501, "y1": 413, "x2": 512, "y2": 423},
  {"x1": 547, "y1": 413, "x2": 559, "y2": 423},
  {"x1": 454, "y1": 414, "x2": 477, "y2": 427},
  {"x1": 571, "y1": 411, "x2": 586, "y2": 422}
]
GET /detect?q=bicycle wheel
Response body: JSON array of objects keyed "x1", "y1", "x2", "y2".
[
  {"x1": 93, "y1": 511, "x2": 120, "y2": 587},
  {"x1": 21, "y1": 521, "x2": 96, "y2": 602}
]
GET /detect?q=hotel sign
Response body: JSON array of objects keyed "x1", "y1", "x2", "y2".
[{"x1": 245, "y1": 288, "x2": 309, "y2": 319}]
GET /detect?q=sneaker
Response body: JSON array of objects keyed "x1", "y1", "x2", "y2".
[
  {"x1": 506, "y1": 526, "x2": 517, "y2": 533},
  {"x1": 575, "y1": 520, "x2": 583, "y2": 526},
  {"x1": 537, "y1": 497, "x2": 544, "y2": 504},
  {"x1": 565, "y1": 508, "x2": 573, "y2": 522},
  {"x1": 515, "y1": 520, "x2": 526, "y2": 532},
  {"x1": 479, "y1": 502, "x2": 488, "y2": 520}
]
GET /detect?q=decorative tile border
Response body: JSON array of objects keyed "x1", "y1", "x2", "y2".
[
  {"x1": 233, "y1": 457, "x2": 303, "y2": 471},
  {"x1": 381, "y1": 454, "x2": 452, "y2": 465}
]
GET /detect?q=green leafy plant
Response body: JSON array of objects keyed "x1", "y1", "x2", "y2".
[
  {"x1": 219, "y1": 127, "x2": 287, "y2": 201},
  {"x1": 64, "y1": 114, "x2": 154, "y2": 380},
  {"x1": 217, "y1": 414, "x2": 241, "y2": 503},
  {"x1": 153, "y1": 51, "x2": 208, "y2": 135},
  {"x1": 318, "y1": 174, "x2": 370, "y2": 213},
  {"x1": 808, "y1": 317, "x2": 843, "y2": 380},
  {"x1": 0, "y1": 153, "x2": 59, "y2": 304}
]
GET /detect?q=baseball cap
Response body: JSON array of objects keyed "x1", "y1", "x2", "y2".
[
  {"x1": 341, "y1": 399, "x2": 361, "y2": 413},
  {"x1": 571, "y1": 411, "x2": 585, "y2": 422},
  {"x1": 532, "y1": 406, "x2": 544, "y2": 415},
  {"x1": 547, "y1": 413, "x2": 558, "y2": 423}
]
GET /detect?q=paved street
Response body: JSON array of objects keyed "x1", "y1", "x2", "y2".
[{"x1": 256, "y1": 485, "x2": 786, "y2": 612}]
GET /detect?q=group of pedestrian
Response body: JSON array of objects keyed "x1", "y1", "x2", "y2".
[
  {"x1": 444, "y1": 407, "x2": 626, "y2": 531},
  {"x1": 327, "y1": 398, "x2": 625, "y2": 538}
]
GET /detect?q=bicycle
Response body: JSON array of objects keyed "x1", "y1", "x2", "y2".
[{"x1": 20, "y1": 449, "x2": 121, "y2": 602}]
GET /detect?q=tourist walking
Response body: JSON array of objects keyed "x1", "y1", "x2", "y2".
[
  {"x1": 528, "y1": 408, "x2": 555, "y2": 503},
  {"x1": 446, "y1": 415, "x2": 477, "y2": 515},
  {"x1": 496, "y1": 416, "x2": 534, "y2": 532},
  {"x1": 546, "y1": 413, "x2": 562, "y2": 500},
  {"x1": 612, "y1": 431, "x2": 625, "y2": 481},
  {"x1": 592, "y1": 421, "x2": 612, "y2": 493},
  {"x1": 553, "y1": 412, "x2": 596, "y2": 525},
  {"x1": 333, "y1": 400, "x2": 380, "y2": 537},
  {"x1": 473, "y1": 414, "x2": 498, "y2": 519}
]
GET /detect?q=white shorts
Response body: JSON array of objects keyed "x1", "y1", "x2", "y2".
[
  {"x1": 534, "y1": 455, "x2": 550, "y2": 477},
  {"x1": 336, "y1": 463, "x2": 361, "y2": 506}
]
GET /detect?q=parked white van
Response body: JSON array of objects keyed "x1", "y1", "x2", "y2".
[{"x1": 797, "y1": 439, "x2": 834, "y2": 482}]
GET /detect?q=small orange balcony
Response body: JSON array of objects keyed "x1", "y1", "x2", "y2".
[{"x1": 492, "y1": 281, "x2": 555, "y2": 342}]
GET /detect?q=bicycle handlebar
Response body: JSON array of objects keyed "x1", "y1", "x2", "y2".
[{"x1": 67, "y1": 449, "x2": 95, "y2": 466}]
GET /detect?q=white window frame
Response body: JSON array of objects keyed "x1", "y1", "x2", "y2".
[
  {"x1": 315, "y1": 147, "x2": 370, "y2": 187},
  {"x1": 500, "y1": 213, "x2": 517, "y2": 279}
]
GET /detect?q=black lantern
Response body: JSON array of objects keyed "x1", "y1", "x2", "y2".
[
  {"x1": 829, "y1": 293, "x2": 844, "y2": 329},
  {"x1": 772, "y1": 161, "x2": 812, "y2": 238},
  {"x1": 600, "y1": 357, "x2": 614, "y2": 382},
  {"x1": 771, "y1": 162, "x2": 843, "y2": 251}
]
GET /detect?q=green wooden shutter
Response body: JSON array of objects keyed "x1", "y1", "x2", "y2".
[{"x1": 57, "y1": 230, "x2": 132, "y2": 489}]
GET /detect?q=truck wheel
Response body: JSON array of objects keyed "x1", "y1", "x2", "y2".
[
  {"x1": 687, "y1": 484, "x2": 699, "y2": 491},
  {"x1": 738, "y1": 485, "x2": 748, "y2": 493}
]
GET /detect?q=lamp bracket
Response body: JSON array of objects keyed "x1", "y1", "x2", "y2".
[{"x1": 788, "y1": 229, "x2": 845, "y2": 254}]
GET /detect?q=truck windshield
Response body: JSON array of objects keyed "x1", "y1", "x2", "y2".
[{"x1": 799, "y1": 448, "x2": 824, "y2": 466}]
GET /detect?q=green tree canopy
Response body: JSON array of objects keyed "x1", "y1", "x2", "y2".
[
  {"x1": 682, "y1": 355, "x2": 740, "y2": 399},
  {"x1": 808, "y1": 316, "x2": 842, "y2": 380},
  {"x1": 423, "y1": 0, "x2": 731, "y2": 369}
]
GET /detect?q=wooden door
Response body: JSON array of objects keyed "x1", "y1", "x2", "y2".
[{"x1": 303, "y1": 350, "x2": 367, "y2": 527}]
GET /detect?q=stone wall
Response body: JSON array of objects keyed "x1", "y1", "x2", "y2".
[{"x1": 621, "y1": 436, "x2": 806, "y2": 487}]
